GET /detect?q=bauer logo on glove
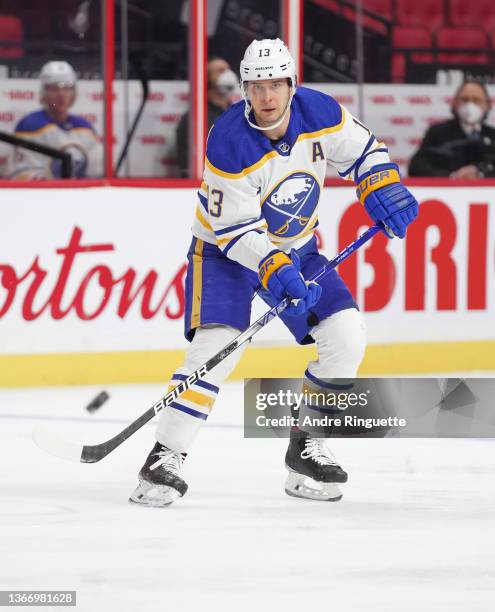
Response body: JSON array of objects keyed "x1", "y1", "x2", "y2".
[
  {"x1": 258, "y1": 249, "x2": 322, "y2": 317},
  {"x1": 258, "y1": 251, "x2": 292, "y2": 286},
  {"x1": 356, "y1": 163, "x2": 418, "y2": 239},
  {"x1": 356, "y1": 168, "x2": 401, "y2": 201}
]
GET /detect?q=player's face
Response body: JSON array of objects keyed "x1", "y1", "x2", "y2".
[
  {"x1": 247, "y1": 79, "x2": 290, "y2": 127},
  {"x1": 43, "y1": 84, "x2": 76, "y2": 119}
]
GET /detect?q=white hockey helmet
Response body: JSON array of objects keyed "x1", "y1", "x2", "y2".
[
  {"x1": 240, "y1": 38, "x2": 297, "y2": 131},
  {"x1": 40, "y1": 61, "x2": 77, "y2": 88}
]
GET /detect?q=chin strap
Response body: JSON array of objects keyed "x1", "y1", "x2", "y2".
[{"x1": 242, "y1": 85, "x2": 296, "y2": 132}]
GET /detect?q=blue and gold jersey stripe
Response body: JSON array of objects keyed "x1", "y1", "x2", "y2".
[{"x1": 205, "y1": 150, "x2": 278, "y2": 180}]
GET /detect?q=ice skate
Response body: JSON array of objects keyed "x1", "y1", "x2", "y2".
[
  {"x1": 129, "y1": 442, "x2": 188, "y2": 507},
  {"x1": 284, "y1": 431, "x2": 347, "y2": 501}
]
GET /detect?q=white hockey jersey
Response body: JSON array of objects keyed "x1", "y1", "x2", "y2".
[
  {"x1": 192, "y1": 86, "x2": 391, "y2": 272},
  {"x1": 11, "y1": 109, "x2": 103, "y2": 179}
]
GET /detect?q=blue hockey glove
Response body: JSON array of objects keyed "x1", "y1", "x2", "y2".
[
  {"x1": 356, "y1": 163, "x2": 418, "y2": 238},
  {"x1": 258, "y1": 249, "x2": 322, "y2": 317}
]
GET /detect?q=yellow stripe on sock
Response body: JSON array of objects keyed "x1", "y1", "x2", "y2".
[
  {"x1": 167, "y1": 382, "x2": 215, "y2": 410},
  {"x1": 181, "y1": 388, "x2": 215, "y2": 409}
]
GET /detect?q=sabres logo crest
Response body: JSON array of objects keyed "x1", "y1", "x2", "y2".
[{"x1": 262, "y1": 171, "x2": 320, "y2": 237}]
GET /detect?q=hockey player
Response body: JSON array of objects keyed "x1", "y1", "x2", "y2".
[
  {"x1": 130, "y1": 39, "x2": 418, "y2": 506},
  {"x1": 10, "y1": 61, "x2": 102, "y2": 180}
]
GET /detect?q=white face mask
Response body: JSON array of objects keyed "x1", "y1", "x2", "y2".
[
  {"x1": 216, "y1": 69, "x2": 241, "y2": 103},
  {"x1": 457, "y1": 102, "x2": 484, "y2": 125}
]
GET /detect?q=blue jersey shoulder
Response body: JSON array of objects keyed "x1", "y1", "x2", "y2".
[
  {"x1": 68, "y1": 114, "x2": 94, "y2": 130},
  {"x1": 206, "y1": 101, "x2": 271, "y2": 175},
  {"x1": 15, "y1": 110, "x2": 94, "y2": 133},
  {"x1": 14, "y1": 110, "x2": 52, "y2": 133},
  {"x1": 293, "y1": 86, "x2": 343, "y2": 135}
]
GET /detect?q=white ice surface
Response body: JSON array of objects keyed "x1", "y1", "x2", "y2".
[{"x1": 1, "y1": 382, "x2": 495, "y2": 612}]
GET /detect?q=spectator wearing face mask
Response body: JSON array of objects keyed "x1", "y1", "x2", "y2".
[
  {"x1": 409, "y1": 81, "x2": 495, "y2": 178},
  {"x1": 175, "y1": 57, "x2": 240, "y2": 177}
]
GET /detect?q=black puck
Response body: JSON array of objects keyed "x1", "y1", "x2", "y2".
[{"x1": 86, "y1": 390, "x2": 110, "y2": 413}]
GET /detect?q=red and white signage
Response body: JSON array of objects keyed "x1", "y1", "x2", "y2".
[{"x1": 0, "y1": 186, "x2": 493, "y2": 355}]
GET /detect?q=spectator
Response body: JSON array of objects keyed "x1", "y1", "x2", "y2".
[
  {"x1": 409, "y1": 81, "x2": 495, "y2": 178},
  {"x1": 176, "y1": 57, "x2": 239, "y2": 177},
  {"x1": 11, "y1": 61, "x2": 102, "y2": 179}
]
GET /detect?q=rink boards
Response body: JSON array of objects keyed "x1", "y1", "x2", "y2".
[{"x1": 1, "y1": 184, "x2": 494, "y2": 384}]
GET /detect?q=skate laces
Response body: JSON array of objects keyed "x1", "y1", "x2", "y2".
[
  {"x1": 300, "y1": 439, "x2": 338, "y2": 466},
  {"x1": 150, "y1": 447, "x2": 183, "y2": 475}
]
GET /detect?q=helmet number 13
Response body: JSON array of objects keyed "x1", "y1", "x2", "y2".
[{"x1": 259, "y1": 49, "x2": 270, "y2": 57}]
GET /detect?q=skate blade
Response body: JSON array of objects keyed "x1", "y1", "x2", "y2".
[
  {"x1": 129, "y1": 480, "x2": 182, "y2": 508},
  {"x1": 284, "y1": 472, "x2": 342, "y2": 502}
]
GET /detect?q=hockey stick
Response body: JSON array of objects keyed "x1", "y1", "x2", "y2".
[{"x1": 33, "y1": 224, "x2": 383, "y2": 463}]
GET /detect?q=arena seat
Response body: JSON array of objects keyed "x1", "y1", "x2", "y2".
[
  {"x1": 312, "y1": 0, "x2": 392, "y2": 37},
  {"x1": 393, "y1": 25, "x2": 432, "y2": 50},
  {"x1": 396, "y1": 0, "x2": 444, "y2": 31},
  {"x1": 436, "y1": 27, "x2": 489, "y2": 65},
  {"x1": 0, "y1": 15, "x2": 24, "y2": 58},
  {"x1": 391, "y1": 26, "x2": 433, "y2": 82},
  {"x1": 449, "y1": 0, "x2": 495, "y2": 32}
]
